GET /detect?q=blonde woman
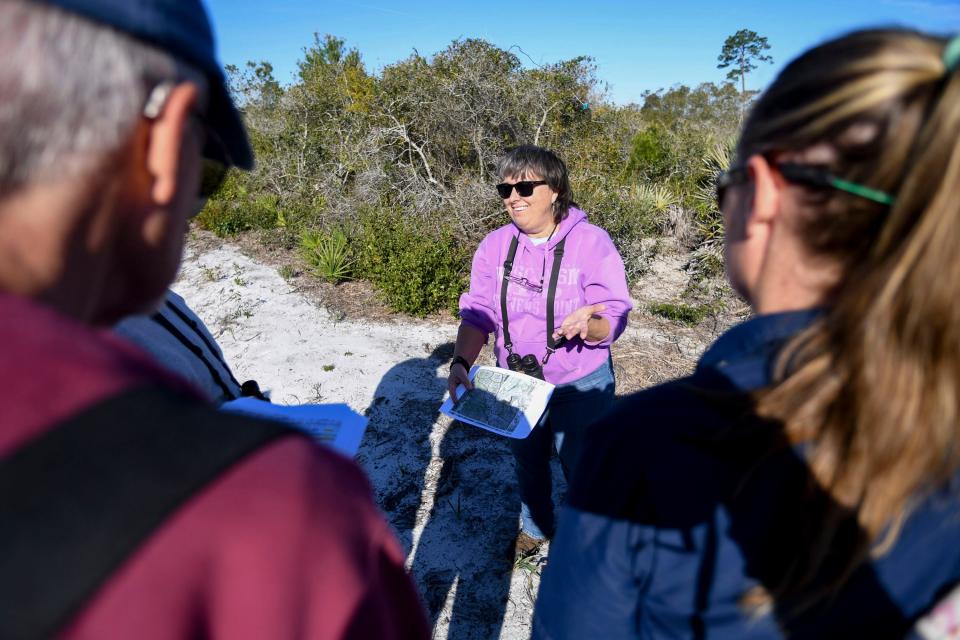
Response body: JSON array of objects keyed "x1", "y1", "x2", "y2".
[{"x1": 534, "y1": 29, "x2": 960, "y2": 638}]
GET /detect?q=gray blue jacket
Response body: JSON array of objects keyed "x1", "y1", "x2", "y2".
[{"x1": 534, "y1": 311, "x2": 960, "y2": 639}]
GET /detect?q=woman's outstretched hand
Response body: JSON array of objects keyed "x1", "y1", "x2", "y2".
[
  {"x1": 448, "y1": 362, "x2": 474, "y2": 403},
  {"x1": 554, "y1": 303, "x2": 606, "y2": 341}
]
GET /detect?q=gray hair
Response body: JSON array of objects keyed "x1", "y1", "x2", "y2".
[
  {"x1": 497, "y1": 145, "x2": 574, "y2": 223},
  {"x1": 0, "y1": 0, "x2": 208, "y2": 196}
]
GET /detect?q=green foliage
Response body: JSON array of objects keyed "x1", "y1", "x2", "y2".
[
  {"x1": 226, "y1": 61, "x2": 282, "y2": 110},
  {"x1": 301, "y1": 228, "x2": 354, "y2": 283},
  {"x1": 197, "y1": 171, "x2": 281, "y2": 236},
  {"x1": 641, "y1": 82, "x2": 741, "y2": 131},
  {"x1": 632, "y1": 183, "x2": 679, "y2": 214},
  {"x1": 689, "y1": 137, "x2": 736, "y2": 247},
  {"x1": 626, "y1": 124, "x2": 672, "y2": 181},
  {"x1": 689, "y1": 244, "x2": 726, "y2": 281},
  {"x1": 213, "y1": 33, "x2": 742, "y2": 315},
  {"x1": 575, "y1": 178, "x2": 681, "y2": 284},
  {"x1": 717, "y1": 29, "x2": 773, "y2": 96},
  {"x1": 354, "y1": 210, "x2": 468, "y2": 316},
  {"x1": 629, "y1": 83, "x2": 741, "y2": 210},
  {"x1": 577, "y1": 179, "x2": 656, "y2": 240},
  {"x1": 277, "y1": 264, "x2": 297, "y2": 280},
  {"x1": 648, "y1": 302, "x2": 713, "y2": 326},
  {"x1": 513, "y1": 549, "x2": 543, "y2": 575}
]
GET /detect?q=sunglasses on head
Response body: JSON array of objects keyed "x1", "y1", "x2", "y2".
[
  {"x1": 496, "y1": 180, "x2": 548, "y2": 199},
  {"x1": 714, "y1": 163, "x2": 896, "y2": 211}
]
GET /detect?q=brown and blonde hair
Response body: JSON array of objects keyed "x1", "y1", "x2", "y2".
[{"x1": 738, "y1": 29, "x2": 960, "y2": 612}]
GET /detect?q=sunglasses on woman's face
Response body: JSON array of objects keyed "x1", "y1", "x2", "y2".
[
  {"x1": 496, "y1": 180, "x2": 548, "y2": 199},
  {"x1": 714, "y1": 167, "x2": 749, "y2": 211}
]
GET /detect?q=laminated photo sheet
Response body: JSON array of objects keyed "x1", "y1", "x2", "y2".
[
  {"x1": 440, "y1": 365, "x2": 555, "y2": 438},
  {"x1": 221, "y1": 398, "x2": 368, "y2": 456}
]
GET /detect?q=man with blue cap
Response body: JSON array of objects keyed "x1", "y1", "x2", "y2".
[{"x1": 0, "y1": 2, "x2": 429, "y2": 638}]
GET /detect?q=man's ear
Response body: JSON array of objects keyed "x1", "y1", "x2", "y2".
[
  {"x1": 145, "y1": 82, "x2": 200, "y2": 206},
  {"x1": 745, "y1": 153, "x2": 781, "y2": 228}
]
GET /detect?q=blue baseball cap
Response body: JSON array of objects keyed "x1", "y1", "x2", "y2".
[{"x1": 37, "y1": 0, "x2": 254, "y2": 169}]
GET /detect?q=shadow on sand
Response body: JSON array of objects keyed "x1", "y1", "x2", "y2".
[{"x1": 358, "y1": 343, "x2": 522, "y2": 639}]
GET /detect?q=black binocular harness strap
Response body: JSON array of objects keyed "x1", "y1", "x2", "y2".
[
  {"x1": 500, "y1": 234, "x2": 567, "y2": 359},
  {"x1": 151, "y1": 312, "x2": 239, "y2": 401},
  {"x1": 163, "y1": 299, "x2": 244, "y2": 390},
  {"x1": 545, "y1": 239, "x2": 566, "y2": 351},
  {"x1": 0, "y1": 385, "x2": 298, "y2": 640},
  {"x1": 151, "y1": 300, "x2": 240, "y2": 400}
]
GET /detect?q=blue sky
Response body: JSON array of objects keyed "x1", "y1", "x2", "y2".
[{"x1": 205, "y1": 0, "x2": 960, "y2": 105}]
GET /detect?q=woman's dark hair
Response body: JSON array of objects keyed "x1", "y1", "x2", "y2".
[{"x1": 497, "y1": 145, "x2": 574, "y2": 222}]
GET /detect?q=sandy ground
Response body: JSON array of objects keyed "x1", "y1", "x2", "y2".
[{"x1": 174, "y1": 237, "x2": 731, "y2": 640}]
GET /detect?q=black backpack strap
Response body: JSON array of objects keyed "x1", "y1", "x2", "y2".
[
  {"x1": 0, "y1": 385, "x2": 300, "y2": 640},
  {"x1": 163, "y1": 299, "x2": 244, "y2": 391},
  {"x1": 151, "y1": 313, "x2": 239, "y2": 401},
  {"x1": 545, "y1": 237, "x2": 567, "y2": 356},
  {"x1": 500, "y1": 234, "x2": 520, "y2": 354},
  {"x1": 161, "y1": 301, "x2": 267, "y2": 400}
]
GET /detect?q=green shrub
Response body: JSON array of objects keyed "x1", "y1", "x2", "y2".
[
  {"x1": 688, "y1": 242, "x2": 725, "y2": 281},
  {"x1": 575, "y1": 177, "x2": 671, "y2": 284},
  {"x1": 648, "y1": 302, "x2": 713, "y2": 326},
  {"x1": 195, "y1": 169, "x2": 309, "y2": 237},
  {"x1": 196, "y1": 198, "x2": 276, "y2": 236},
  {"x1": 631, "y1": 183, "x2": 679, "y2": 215},
  {"x1": 577, "y1": 179, "x2": 659, "y2": 239},
  {"x1": 301, "y1": 228, "x2": 354, "y2": 283},
  {"x1": 197, "y1": 181, "x2": 281, "y2": 236},
  {"x1": 687, "y1": 137, "x2": 735, "y2": 245},
  {"x1": 354, "y1": 210, "x2": 468, "y2": 316},
  {"x1": 625, "y1": 124, "x2": 672, "y2": 181},
  {"x1": 277, "y1": 264, "x2": 297, "y2": 280}
]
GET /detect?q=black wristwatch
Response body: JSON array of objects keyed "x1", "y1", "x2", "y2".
[{"x1": 449, "y1": 355, "x2": 470, "y2": 372}]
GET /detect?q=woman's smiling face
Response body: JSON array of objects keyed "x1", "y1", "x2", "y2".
[{"x1": 501, "y1": 172, "x2": 558, "y2": 237}]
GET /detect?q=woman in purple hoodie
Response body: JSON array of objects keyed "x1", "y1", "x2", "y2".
[{"x1": 448, "y1": 145, "x2": 632, "y2": 556}]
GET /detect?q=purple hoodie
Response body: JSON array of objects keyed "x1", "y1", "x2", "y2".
[{"x1": 459, "y1": 208, "x2": 632, "y2": 385}]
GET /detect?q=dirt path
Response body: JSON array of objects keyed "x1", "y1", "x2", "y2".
[{"x1": 174, "y1": 237, "x2": 730, "y2": 639}]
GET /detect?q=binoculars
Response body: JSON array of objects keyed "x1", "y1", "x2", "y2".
[{"x1": 506, "y1": 353, "x2": 545, "y2": 381}]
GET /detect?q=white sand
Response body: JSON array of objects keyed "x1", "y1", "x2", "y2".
[{"x1": 175, "y1": 242, "x2": 549, "y2": 640}]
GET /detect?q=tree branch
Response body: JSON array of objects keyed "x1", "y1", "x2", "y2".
[
  {"x1": 534, "y1": 100, "x2": 561, "y2": 146},
  {"x1": 385, "y1": 114, "x2": 441, "y2": 187}
]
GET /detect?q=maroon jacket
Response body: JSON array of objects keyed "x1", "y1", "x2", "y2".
[{"x1": 0, "y1": 294, "x2": 429, "y2": 640}]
